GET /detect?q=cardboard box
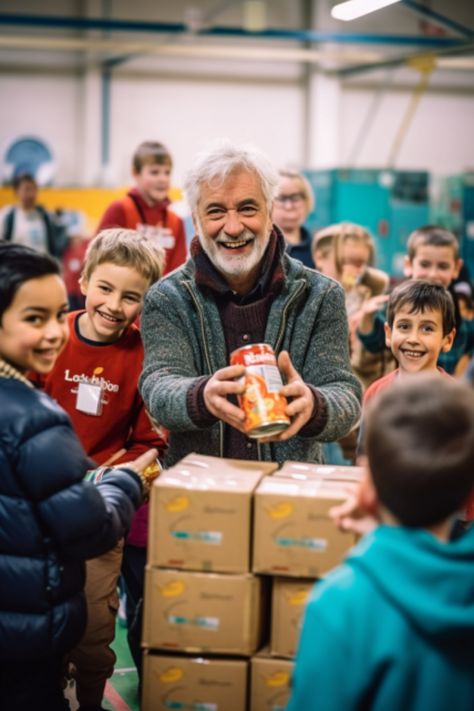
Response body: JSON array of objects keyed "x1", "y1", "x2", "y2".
[
  {"x1": 148, "y1": 453, "x2": 277, "y2": 573},
  {"x1": 277, "y1": 461, "x2": 365, "y2": 484},
  {"x1": 250, "y1": 653, "x2": 294, "y2": 711},
  {"x1": 252, "y1": 476, "x2": 357, "y2": 578},
  {"x1": 143, "y1": 567, "x2": 267, "y2": 655},
  {"x1": 142, "y1": 652, "x2": 248, "y2": 711},
  {"x1": 270, "y1": 577, "x2": 314, "y2": 658}
]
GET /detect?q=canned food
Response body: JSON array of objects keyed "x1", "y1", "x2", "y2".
[
  {"x1": 143, "y1": 460, "x2": 162, "y2": 483},
  {"x1": 230, "y1": 343, "x2": 290, "y2": 438}
]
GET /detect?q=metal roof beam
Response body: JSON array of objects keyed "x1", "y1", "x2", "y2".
[
  {"x1": 0, "y1": 12, "x2": 466, "y2": 48},
  {"x1": 401, "y1": 0, "x2": 473, "y2": 40}
]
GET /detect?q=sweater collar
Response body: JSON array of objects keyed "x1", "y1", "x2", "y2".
[{"x1": 191, "y1": 226, "x2": 287, "y2": 302}]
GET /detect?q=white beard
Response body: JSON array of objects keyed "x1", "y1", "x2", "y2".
[{"x1": 196, "y1": 221, "x2": 270, "y2": 280}]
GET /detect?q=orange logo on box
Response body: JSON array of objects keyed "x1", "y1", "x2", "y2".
[
  {"x1": 159, "y1": 667, "x2": 184, "y2": 683},
  {"x1": 289, "y1": 590, "x2": 309, "y2": 606},
  {"x1": 265, "y1": 671, "x2": 290, "y2": 687},
  {"x1": 159, "y1": 580, "x2": 185, "y2": 597},
  {"x1": 267, "y1": 502, "x2": 294, "y2": 519},
  {"x1": 164, "y1": 495, "x2": 190, "y2": 513}
]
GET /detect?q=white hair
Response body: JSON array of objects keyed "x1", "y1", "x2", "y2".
[{"x1": 183, "y1": 138, "x2": 279, "y2": 213}]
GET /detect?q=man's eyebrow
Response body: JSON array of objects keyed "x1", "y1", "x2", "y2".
[
  {"x1": 204, "y1": 197, "x2": 260, "y2": 209},
  {"x1": 237, "y1": 198, "x2": 260, "y2": 207},
  {"x1": 204, "y1": 201, "x2": 226, "y2": 210}
]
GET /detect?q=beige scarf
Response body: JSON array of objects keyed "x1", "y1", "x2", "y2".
[{"x1": 0, "y1": 358, "x2": 34, "y2": 388}]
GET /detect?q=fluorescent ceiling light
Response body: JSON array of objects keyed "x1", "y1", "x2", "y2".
[{"x1": 331, "y1": 0, "x2": 401, "y2": 22}]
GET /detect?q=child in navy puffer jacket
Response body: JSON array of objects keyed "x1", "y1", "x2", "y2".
[{"x1": 0, "y1": 242, "x2": 156, "y2": 711}]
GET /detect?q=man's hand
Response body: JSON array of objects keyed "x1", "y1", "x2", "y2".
[
  {"x1": 203, "y1": 364, "x2": 247, "y2": 431},
  {"x1": 260, "y1": 351, "x2": 314, "y2": 442}
]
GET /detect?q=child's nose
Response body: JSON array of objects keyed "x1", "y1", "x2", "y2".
[
  {"x1": 107, "y1": 293, "x2": 122, "y2": 311},
  {"x1": 45, "y1": 319, "x2": 65, "y2": 341}
]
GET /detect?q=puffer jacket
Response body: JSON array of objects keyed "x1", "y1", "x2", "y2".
[{"x1": 0, "y1": 377, "x2": 142, "y2": 662}]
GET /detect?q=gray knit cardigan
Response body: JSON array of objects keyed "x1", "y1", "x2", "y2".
[{"x1": 139, "y1": 252, "x2": 362, "y2": 467}]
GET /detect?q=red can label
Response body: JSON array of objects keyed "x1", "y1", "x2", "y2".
[{"x1": 230, "y1": 343, "x2": 290, "y2": 438}]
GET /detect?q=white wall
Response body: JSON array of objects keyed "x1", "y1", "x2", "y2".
[
  {"x1": 0, "y1": 73, "x2": 81, "y2": 184},
  {"x1": 109, "y1": 73, "x2": 304, "y2": 187},
  {"x1": 1, "y1": 65, "x2": 473, "y2": 188},
  {"x1": 341, "y1": 86, "x2": 474, "y2": 174}
]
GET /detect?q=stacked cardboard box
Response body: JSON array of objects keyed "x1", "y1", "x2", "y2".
[
  {"x1": 250, "y1": 651, "x2": 294, "y2": 711},
  {"x1": 276, "y1": 460, "x2": 365, "y2": 484},
  {"x1": 250, "y1": 461, "x2": 362, "y2": 708},
  {"x1": 142, "y1": 652, "x2": 248, "y2": 711},
  {"x1": 142, "y1": 454, "x2": 361, "y2": 710},
  {"x1": 142, "y1": 453, "x2": 277, "y2": 710},
  {"x1": 252, "y1": 474, "x2": 358, "y2": 578}
]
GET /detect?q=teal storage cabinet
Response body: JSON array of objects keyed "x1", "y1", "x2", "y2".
[
  {"x1": 304, "y1": 169, "x2": 429, "y2": 277},
  {"x1": 431, "y1": 172, "x2": 474, "y2": 278}
]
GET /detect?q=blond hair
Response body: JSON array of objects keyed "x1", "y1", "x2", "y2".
[
  {"x1": 312, "y1": 222, "x2": 375, "y2": 266},
  {"x1": 80, "y1": 229, "x2": 165, "y2": 286}
]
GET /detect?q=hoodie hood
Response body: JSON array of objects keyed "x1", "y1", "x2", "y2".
[{"x1": 347, "y1": 525, "x2": 474, "y2": 641}]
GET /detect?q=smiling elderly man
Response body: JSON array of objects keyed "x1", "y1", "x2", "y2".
[{"x1": 139, "y1": 139, "x2": 361, "y2": 467}]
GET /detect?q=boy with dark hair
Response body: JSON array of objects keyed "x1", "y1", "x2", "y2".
[
  {"x1": 40, "y1": 228, "x2": 167, "y2": 709},
  {"x1": 358, "y1": 225, "x2": 474, "y2": 374},
  {"x1": 364, "y1": 279, "x2": 455, "y2": 402},
  {"x1": 96, "y1": 140, "x2": 187, "y2": 274},
  {"x1": 288, "y1": 374, "x2": 474, "y2": 711},
  {"x1": 0, "y1": 242, "x2": 154, "y2": 711}
]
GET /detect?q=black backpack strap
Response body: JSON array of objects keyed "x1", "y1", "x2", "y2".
[
  {"x1": 2, "y1": 207, "x2": 15, "y2": 241},
  {"x1": 37, "y1": 205, "x2": 69, "y2": 257}
]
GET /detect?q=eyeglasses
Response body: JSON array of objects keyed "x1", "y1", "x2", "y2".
[{"x1": 274, "y1": 193, "x2": 305, "y2": 206}]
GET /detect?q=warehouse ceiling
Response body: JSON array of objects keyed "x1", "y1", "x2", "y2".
[{"x1": 0, "y1": 0, "x2": 473, "y2": 87}]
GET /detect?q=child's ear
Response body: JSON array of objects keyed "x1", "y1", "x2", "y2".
[
  {"x1": 453, "y1": 257, "x2": 463, "y2": 280},
  {"x1": 358, "y1": 469, "x2": 379, "y2": 516},
  {"x1": 79, "y1": 278, "x2": 88, "y2": 297},
  {"x1": 403, "y1": 255, "x2": 413, "y2": 278},
  {"x1": 441, "y1": 328, "x2": 456, "y2": 353},
  {"x1": 384, "y1": 321, "x2": 392, "y2": 349}
]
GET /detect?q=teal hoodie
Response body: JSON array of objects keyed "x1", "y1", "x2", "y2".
[{"x1": 288, "y1": 525, "x2": 474, "y2": 711}]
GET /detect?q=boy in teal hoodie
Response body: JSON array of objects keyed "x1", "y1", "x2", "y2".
[{"x1": 288, "y1": 374, "x2": 474, "y2": 711}]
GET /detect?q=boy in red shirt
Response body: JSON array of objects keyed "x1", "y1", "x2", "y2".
[
  {"x1": 96, "y1": 141, "x2": 187, "y2": 275},
  {"x1": 41, "y1": 228, "x2": 167, "y2": 710},
  {"x1": 364, "y1": 279, "x2": 455, "y2": 405}
]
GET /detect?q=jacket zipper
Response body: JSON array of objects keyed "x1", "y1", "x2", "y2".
[{"x1": 274, "y1": 281, "x2": 306, "y2": 354}]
